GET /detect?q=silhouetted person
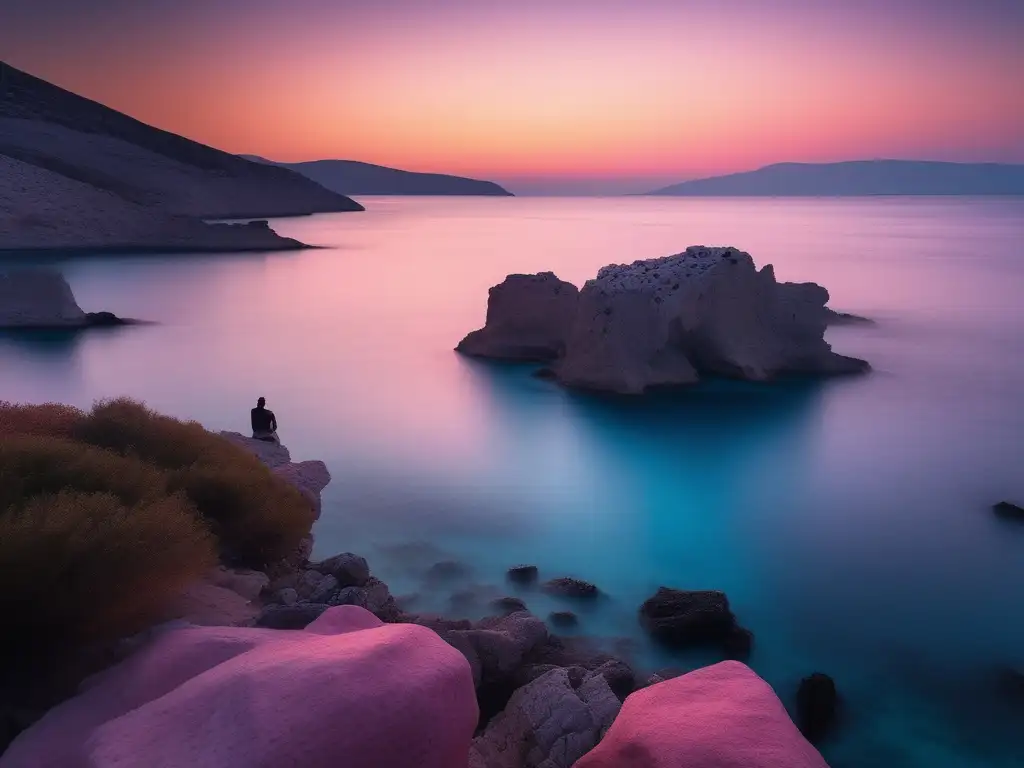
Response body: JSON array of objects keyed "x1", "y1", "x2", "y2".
[{"x1": 251, "y1": 397, "x2": 279, "y2": 443}]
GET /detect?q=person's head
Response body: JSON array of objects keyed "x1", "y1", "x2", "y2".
[{"x1": 257, "y1": 397, "x2": 266, "y2": 409}]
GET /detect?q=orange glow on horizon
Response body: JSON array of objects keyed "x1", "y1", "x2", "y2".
[{"x1": 5, "y1": 2, "x2": 1022, "y2": 190}]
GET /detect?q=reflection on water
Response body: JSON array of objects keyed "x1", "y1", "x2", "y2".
[{"x1": 1, "y1": 197, "x2": 1023, "y2": 767}]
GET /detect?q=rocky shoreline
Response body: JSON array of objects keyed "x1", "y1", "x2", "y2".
[
  {"x1": 214, "y1": 435, "x2": 835, "y2": 766},
  {"x1": 1, "y1": 431, "x2": 838, "y2": 768}
]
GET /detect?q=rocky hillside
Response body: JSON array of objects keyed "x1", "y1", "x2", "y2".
[
  {"x1": 243, "y1": 155, "x2": 513, "y2": 196},
  {"x1": 0, "y1": 62, "x2": 363, "y2": 253}
]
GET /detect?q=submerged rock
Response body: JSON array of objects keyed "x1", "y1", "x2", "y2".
[
  {"x1": 491, "y1": 597, "x2": 529, "y2": 615},
  {"x1": 993, "y1": 501, "x2": 1024, "y2": 521},
  {"x1": 459, "y1": 247, "x2": 869, "y2": 394},
  {"x1": 457, "y1": 272, "x2": 579, "y2": 361},
  {"x1": 575, "y1": 662, "x2": 828, "y2": 768},
  {"x1": 507, "y1": 564, "x2": 540, "y2": 585},
  {"x1": 549, "y1": 611, "x2": 579, "y2": 628},
  {"x1": 542, "y1": 577, "x2": 600, "y2": 599},
  {"x1": 638, "y1": 587, "x2": 752, "y2": 655},
  {"x1": 796, "y1": 672, "x2": 840, "y2": 744}
]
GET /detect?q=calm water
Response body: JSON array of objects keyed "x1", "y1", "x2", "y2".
[{"x1": 2, "y1": 197, "x2": 1023, "y2": 766}]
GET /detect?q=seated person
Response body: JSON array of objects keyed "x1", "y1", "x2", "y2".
[{"x1": 251, "y1": 397, "x2": 279, "y2": 443}]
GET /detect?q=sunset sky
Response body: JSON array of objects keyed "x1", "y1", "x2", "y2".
[{"x1": 3, "y1": 0, "x2": 1023, "y2": 193}]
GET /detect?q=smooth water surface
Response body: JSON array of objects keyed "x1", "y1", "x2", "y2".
[{"x1": 2, "y1": 197, "x2": 1023, "y2": 766}]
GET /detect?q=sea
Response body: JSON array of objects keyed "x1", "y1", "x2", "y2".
[{"x1": 2, "y1": 197, "x2": 1023, "y2": 767}]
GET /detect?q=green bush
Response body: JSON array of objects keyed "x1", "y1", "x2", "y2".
[
  {"x1": 73, "y1": 398, "x2": 315, "y2": 565},
  {"x1": 0, "y1": 397, "x2": 316, "y2": 675},
  {"x1": 0, "y1": 491, "x2": 214, "y2": 655}
]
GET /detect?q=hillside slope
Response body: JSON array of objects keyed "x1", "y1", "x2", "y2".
[
  {"x1": 244, "y1": 156, "x2": 513, "y2": 196},
  {"x1": 0, "y1": 62, "x2": 363, "y2": 253},
  {"x1": 648, "y1": 160, "x2": 1024, "y2": 196}
]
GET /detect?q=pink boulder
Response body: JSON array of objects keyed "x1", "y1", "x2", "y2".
[
  {"x1": 2, "y1": 606, "x2": 477, "y2": 768},
  {"x1": 573, "y1": 661, "x2": 828, "y2": 768}
]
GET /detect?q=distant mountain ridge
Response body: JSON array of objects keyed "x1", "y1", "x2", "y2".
[
  {"x1": 0, "y1": 61, "x2": 362, "y2": 253},
  {"x1": 648, "y1": 160, "x2": 1024, "y2": 197},
  {"x1": 242, "y1": 155, "x2": 513, "y2": 196}
]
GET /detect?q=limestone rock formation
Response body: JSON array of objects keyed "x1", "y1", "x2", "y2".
[
  {"x1": 0, "y1": 269, "x2": 85, "y2": 327},
  {"x1": 457, "y1": 272, "x2": 579, "y2": 361},
  {"x1": 0, "y1": 606, "x2": 478, "y2": 768},
  {"x1": 458, "y1": 247, "x2": 868, "y2": 394},
  {"x1": 468, "y1": 667, "x2": 621, "y2": 768},
  {"x1": 574, "y1": 661, "x2": 829, "y2": 768},
  {"x1": 219, "y1": 432, "x2": 331, "y2": 520}
]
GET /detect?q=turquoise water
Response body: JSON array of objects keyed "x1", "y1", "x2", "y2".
[{"x1": 2, "y1": 197, "x2": 1023, "y2": 766}]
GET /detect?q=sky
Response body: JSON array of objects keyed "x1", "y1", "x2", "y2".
[{"x1": 2, "y1": 0, "x2": 1023, "y2": 194}]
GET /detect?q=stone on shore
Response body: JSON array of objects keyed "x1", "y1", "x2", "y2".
[
  {"x1": 575, "y1": 661, "x2": 828, "y2": 768},
  {"x1": 1, "y1": 606, "x2": 477, "y2": 768},
  {"x1": 458, "y1": 247, "x2": 869, "y2": 394},
  {"x1": 468, "y1": 667, "x2": 621, "y2": 768},
  {"x1": 313, "y1": 552, "x2": 370, "y2": 588},
  {"x1": 219, "y1": 432, "x2": 331, "y2": 520},
  {"x1": 457, "y1": 272, "x2": 579, "y2": 361}
]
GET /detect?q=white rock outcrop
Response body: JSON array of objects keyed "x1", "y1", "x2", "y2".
[
  {"x1": 0, "y1": 269, "x2": 86, "y2": 327},
  {"x1": 459, "y1": 247, "x2": 868, "y2": 394},
  {"x1": 457, "y1": 272, "x2": 579, "y2": 361}
]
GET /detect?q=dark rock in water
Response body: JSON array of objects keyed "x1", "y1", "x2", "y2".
[
  {"x1": 993, "y1": 501, "x2": 1024, "y2": 521},
  {"x1": 255, "y1": 603, "x2": 328, "y2": 630},
  {"x1": 394, "y1": 592, "x2": 420, "y2": 610},
  {"x1": 491, "y1": 596, "x2": 528, "y2": 615},
  {"x1": 532, "y1": 367, "x2": 558, "y2": 381},
  {"x1": 542, "y1": 577, "x2": 599, "y2": 599},
  {"x1": 456, "y1": 272, "x2": 580, "y2": 362},
  {"x1": 85, "y1": 311, "x2": 128, "y2": 326},
  {"x1": 507, "y1": 564, "x2": 539, "y2": 584},
  {"x1": 994, "y1": 666, "x2": 1024, "y2": 704},
  {"x1": 514, "y1": 663, "x2": 589, "y2": 690},
  {"x1": 638, "y1": 587, "x2": 749, "y2": 651},
  {"x1": 824, "y1": 308, "x2": 875, "y2": 326},
  {"x1": 549, "y1": 611, "x2": 578, "y2": 628},
  {"x1": 724, "y1": 626, "x2": 755, "y2": 660},
  {"x1": 313, "y1": 552, "x2": 370, "y2": 588},
  {"x1": 426, "y1": 560, "x2": 471, "y2": 581},
  {"x1": 796, "y1": 672, "x2": 839, "y2": 744}
]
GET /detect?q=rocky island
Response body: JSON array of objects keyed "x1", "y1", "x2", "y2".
[
  {"x1": 0, "y1": 61, "x2": 363, "y2": 254},
  {"x1": 458, "y1": 246, "x2": 869, "y2": 394},
  {"x1": 0, "y1": 269, "x2": 133, "y2": 328}
]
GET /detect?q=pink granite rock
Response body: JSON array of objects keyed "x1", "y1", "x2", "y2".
[
  {"x1": 1, "y1": 606, "x2": 478, "y2": 768},
  {"x1": 573, "y1": 661, "x2": 829, "y2": 768}
]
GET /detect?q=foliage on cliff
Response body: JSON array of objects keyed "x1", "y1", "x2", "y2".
[{"x1": 0, "y1": 398, "x2": 315, "y2": 664}]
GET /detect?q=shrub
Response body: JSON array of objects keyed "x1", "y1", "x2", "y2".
[
  {"x1": 75, "y1": 398, "x2": 315, "y2": 566},
  {"x1": 0, "y1": 491, "x2": 214, "y2": 659},
  {"x1": 0, "y1": 436, "x2": 166, "y2": 512},
  {"x1": 0, "y1": 397, "x2": 315, "y2": 686},
  {"x1": 0, "y1": 401, "x2": 86, "y2": 440}
]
